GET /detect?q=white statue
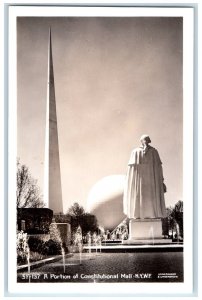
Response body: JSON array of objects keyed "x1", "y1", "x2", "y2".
[{"x1": 123, "y1": 135, "x2": 167, "y2": 219}]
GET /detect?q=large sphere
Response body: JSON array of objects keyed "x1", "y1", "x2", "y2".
[{"x1": 87, "y1": 175, "x2": 126, "y2": 230}]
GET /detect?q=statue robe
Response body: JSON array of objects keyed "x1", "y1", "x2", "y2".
[{"x1": 123, "y1": 146, "x2": 166, "y2": 219}]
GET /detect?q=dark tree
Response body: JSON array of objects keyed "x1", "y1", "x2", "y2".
[
  {"x1": 78, "y1": 213, "x2": 98, "y2": 236},
  {"x1": 162, "y1": 201, "x2": 183, "y2": 238},
  {"x1": 17, "y1": 159, "x2": 44, "y2": 208},
  {"x1": 171, "y1": 200, "x2": 183, "y2": 237},
  {"x1": 67, "y1": 202, "x2": 98, "y2": 237},
  {"x1": 162, "y1": 208, "x2": 172, "y2": 236},
  {"x1": 68, "y1": 202, "x2": 85, "y2": 217},
  {"x1": 17, "y1": 208, "x2": 53, "y2": 234}
]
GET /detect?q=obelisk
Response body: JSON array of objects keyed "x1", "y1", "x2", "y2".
[{"x1": 44, "y1": 28, "x2": 63, "y2": 213}]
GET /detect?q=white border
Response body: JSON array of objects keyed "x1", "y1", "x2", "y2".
[{"x1": 8, "y1": 6, "x2": 194, "y2": 296}]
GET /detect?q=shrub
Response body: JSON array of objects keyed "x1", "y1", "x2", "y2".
[
  {"x1": 17, "y1": 254, "x2": 27, "y2": 265},
  {"x1": 42, "y1": 239, "x2": 62, "y2": 255},
  {"x1": 27, "y1": 236, "x2": 63, "y2": 256},
  {"x1": 30, "y1": 251, "x2": 45, "y2": 262},
  {"x1": 28, "y1": 237, "x2": 45, "y2": 254},
  {"x1": 16, "y1": 231, "x2": 29, "y2": 265}
]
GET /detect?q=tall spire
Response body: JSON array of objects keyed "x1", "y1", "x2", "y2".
[{"x1": 44, "y1": 28, "x2": 63, "y2": 213}]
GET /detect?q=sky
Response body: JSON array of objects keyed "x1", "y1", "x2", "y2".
[{"x1": 17, "y1": 17, "x2": 183, "y2": 213}]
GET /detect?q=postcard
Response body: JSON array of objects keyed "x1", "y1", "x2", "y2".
[{"x1": 7, "y1": 4, "x2": 194, "y2": 297}]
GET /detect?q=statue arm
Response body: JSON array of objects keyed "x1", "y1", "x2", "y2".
[{"x1": 155, "y1": 149, "x2": 167, "y2": 192}]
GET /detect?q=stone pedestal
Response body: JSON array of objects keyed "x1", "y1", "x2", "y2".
[{"x1": 129, "y1": 218, "x2": 163, "y2": 240}]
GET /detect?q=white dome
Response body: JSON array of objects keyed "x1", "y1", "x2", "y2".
[{"x1": 87, "y1": 175, "x2": 126, "y2": 230}]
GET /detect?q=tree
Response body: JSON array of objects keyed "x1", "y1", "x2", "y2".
[
  {"x1": 68, "y1": 202, "x2": 85, "y2": 217},
  {"x1": 17, "y1": 159, "x2": 44, "y2": 208},
  {"x1": 67, "y1": 202, "x2": 98, "y2": 237},
  {"x1": 171, "y1": 200, "x2": 183, "y2": 237},
  {"x1": 162, "y1": 208, "x2": 170, "y2": 236},
  {"x1": 49, "y1": 219, "x2": 62, "y2": 244},
  {"x1": 79, "y1": 213, "x2": 98, "y2": 236},
  {"x1": 162, "y1": 201, "x2": 183, "y2": 238},
  {"x1": 167, "y1": 206, "x2": 177, "y2": 236}
]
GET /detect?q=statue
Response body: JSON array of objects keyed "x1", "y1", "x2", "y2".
[{"x1": 123, "y1": 135, "x2": 167, "y2": 219}]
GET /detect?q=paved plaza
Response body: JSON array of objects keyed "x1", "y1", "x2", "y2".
[{"x1": 17, "y1": 250, "x2": 183, "y2": 283}]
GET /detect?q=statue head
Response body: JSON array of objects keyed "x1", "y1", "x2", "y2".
[{"x1": 140, "y1": 134, "x2": 151, "y2": 146}]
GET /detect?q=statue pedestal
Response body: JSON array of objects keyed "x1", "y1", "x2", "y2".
[{"x1": 128, "y1": 218, "x2": 163, "y2": 240}]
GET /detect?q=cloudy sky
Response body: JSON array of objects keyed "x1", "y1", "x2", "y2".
[{"x1": 17, "y1": 17, "x2": 183, "y2": 213}]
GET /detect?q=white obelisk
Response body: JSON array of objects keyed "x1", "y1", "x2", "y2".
[{"x1": 44, "y1": 28, "x2": 63, "y2": 213}]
